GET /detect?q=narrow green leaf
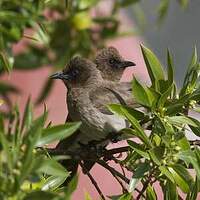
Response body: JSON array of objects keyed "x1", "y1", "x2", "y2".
[
  {"x1": 21, "y1": 97, "x2": 33, "y2": 132},
  {"x1": 0, "y1": 51, "x2": 13, "y2": 72},
  {"x1": 178, "y1": 0, "x2": 189, "y2": 8},
  {"x1": 0, "y1": 131, "x2": 12, "y2": 171},
  {"x1": 163, "y1": 180, "x2": 178, "y2": 200},
  {"x1": 159, "y1": 166, "x2": 175, "y2": 183},
  {"x1": 140, "y1": 45, "x2": 165, "y2": 87},
  {"x1": 133, "y1": 162, "x2": 150, "y2": 178},
  {"x1": 37, "y1": 158, "x2": 69, "y2": 177},
  {"x1": 23, "y1": 191, "x2": 58, "y2": 200},
  {"x1": 128, "y1": 140, "x2": 150, "y2": 159},
  {"x1": 176, "y1": 133, "x2": 190, "y2": 151},
  {"x1": 167, "y1": 49, "x2": 174, "y2": 85},
  {"x1": 177, "y1": 150, "x2": 200, "y2": 179},
  {"x1": 128, "y1": 177, "x2": 140, "y2": 193},
  {"x1": 108, "y1": 104, "x2": 145, "y2": 121},
  {"x1": 172, "y1": 164, "x2": 194, "y2": 189},
  {"x1": 157, "y1": 0, "x2": 170, "y2": 23},
  {"x1": 36, "y1": 122, "x2": 81, "y2": 146},
  {"x1": 187, "y1": 176, "x2": 200, "y2": 200},
  {"x1": 42, "y1": 176, "x2": 67, "y2": 191},
  {"x1": 168, "y1": 166, "x2": 190, "y2": 193},
  {"x1": 121, "y1": 107, "x2": 151, "y2": 147},
  {"x1": 167, "y1": 116, "x2": 198, "y2": 127},
  {"x1": 146, "y1": 184, "x2": 157, "y2": 200},
  {"x1": 132, "y1": 77, "x2": 151, "y2": 107},
  {"x1": 157, "y1": 84, "x2": 173, "y2": 108},
  {"x1": 148, "y1": 147, "x2": 165, "y2": 166}
]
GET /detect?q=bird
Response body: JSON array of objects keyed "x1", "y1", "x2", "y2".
[
  {"x1": 50, "y1": 57, "x2": 130, "y2": 146},
  {"x1": 50, "y1": 49, "x2": 137, "y2": 183},
  {"x1": 50, "y1": 56, "x2": 135, "y2": 183},
  {"x1": 95, "y1": 46, "x2": 135, "y2": 82}
]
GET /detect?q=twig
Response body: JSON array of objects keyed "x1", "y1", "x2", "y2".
[
  {"x1": 97, "y1": 160, "x2": 130, "y2": 184},
  {"x1": 112, "y1": 171, "x2": 128, "y2": 193},
  {"x1": 106, "y1": 146, "x2": 129, "y2": 155},
  {"x1": 97, "y1": 160, "x2": 145, "y2": 197},
  {"x1": 80, "y1": 161, "x2": 106, "y2": 200},
  {"x1": 190, "y1": 140, "x2": 200, "y2": 146},
  {"x1": 136, "y1": 168, "x2": 156, "y2": 200}
]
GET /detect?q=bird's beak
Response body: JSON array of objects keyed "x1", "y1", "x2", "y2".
[
  {"x1": 120, "y1": 60, "x2": 136, "y2": 68},
  {"x1": 50, "y1": 71, "x2": 70, "y2": 80}
]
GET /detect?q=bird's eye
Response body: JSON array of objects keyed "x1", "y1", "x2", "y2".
[{"x1": 109, "y1": 58, "x2": 116, "y2": 65}]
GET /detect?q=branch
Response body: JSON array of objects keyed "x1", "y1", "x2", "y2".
[
  {"x1": 190, "y1": 140, "x2": 200, "y2": 146},
  {"x1": 80, "y1": 162, "x2": 106, "y2": 200},
  {"x1": 97, "y1": 160, "x2": 130, "y2": 184}
]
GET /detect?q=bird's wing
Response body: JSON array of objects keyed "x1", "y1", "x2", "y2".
[
  {"x1": 89, "y1": 86, "x2": 124, "y2": 114},
  {"x1": 89, "y1": 81, "x2": 137, "y2": 114}
]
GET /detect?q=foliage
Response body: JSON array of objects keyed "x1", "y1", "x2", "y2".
[
  {"x1": 107, "y1": 45, "x2": 200, "y2": 199},
  {"x1": 0, "y1": 98, "x2": 81, "y2": 200},
  {"x1": 0, "y1": 0, "x2": 190, "y2": 110}
]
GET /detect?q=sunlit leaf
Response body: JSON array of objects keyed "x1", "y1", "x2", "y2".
[
  {"x1": 36, "y1": 122, "x2": 81, "y2": 146},
  {"x1": 140, "y1": 45, "x2": 165, "y2": 89}
]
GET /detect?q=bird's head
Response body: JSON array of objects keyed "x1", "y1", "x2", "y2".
[
  {"x1": 50, "y1": 56, "x2": 101, "y2": 88},
  {"x1": 95, "y1": 47, "x2": 136, "y2": 81}
]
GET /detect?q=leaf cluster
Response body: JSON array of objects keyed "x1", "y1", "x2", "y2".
[
  {"x1": 0, "y1": 0, "x2": 190, "y2": 110},
  {"x1": 0, "y1": 98, "x2": 81, "y2": 200},
  {"x1": 108, "y1": 45, "x2": 200, "y2": 199}
]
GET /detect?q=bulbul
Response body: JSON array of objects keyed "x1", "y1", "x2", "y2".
[
  {"x1": 51, "y1": 50, "x2": 136, "y2": 182},
  {"x1": 94, "y1": 46, "x2": 137, "y2": 109},
  {"x1": 95, "y1": 46, "x2": 135, "y2": 82},
  {"x1": 51, "y1": 57, "x2": 130, "y2": 146}
]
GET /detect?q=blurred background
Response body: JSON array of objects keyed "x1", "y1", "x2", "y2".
[{"x1": 0, "y1": 0, "x2": 198, "y2": 199}]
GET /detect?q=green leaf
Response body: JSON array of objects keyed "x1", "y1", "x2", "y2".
[
  {"x1": 167, "y1": 116, "x2": 198, "y2": 127},
  {"x1": 178, "y1": 0, "x2": 189, "y2": 9},
  {"x1": 132, "y1": 77, "x2": 151, "y2": 107},
  {"x1": 20, "y1": 112, "x2": 47, "y2": 182},
  {"x1": 36, "y1": 122, "x2": 81, "y2": 146},
  {"x1": 23, "y1": 191, "x2": 58, "y2": 200},
  {"x1": 42, "y1": 175, "x2": 67, "y2": 191},
  {"x1": 0, "y1": 130, "x2": 12, "y2": 171},
  {"x1": 128, "y1": 140, "x2": 150, "y2": 159},
  {"x1": 128, "y1": 177, "x2": 140, "y2": 193},
  {"x1": 0, "y1": 51, "x2": 13, "y2": 72},
  {"x1": 168, "y1": 166, "x2": 190, "y2": 193},
  {"x1": 157, "y1": 84, "x2": 173, "y2": 108},
  {"x1": 189, "y1": 117, "x2": 200, "y2": 137},
  {"x1": 177, "y1": 150, "x2": 200, "y2": 179},
  {"x1": 159, "y1": 166, "x2": 175, "y2": 183},
  {"x1": 163, "y1": 180, "x2": 178, "y2": 200},
  {"x1": 121, "y1": 107, "x2": 151, "y2": 147},
  {"x1": 157, "y1": 0, "x2": 170, "y2": 23},
  {"x1": 21, "y1": 97, "x2": 33, "y2": 132},
  {"x1": 0, "y1": 82, "x2": 19, "y2": 94},
  {"x1": 187, "y1": 177, "x2": 200, "y2": 200},
  {"x1": 140, "y1": 45, "x2": 165, "y2": 88},
  {"x1": 172, "y1": 164, "x2": 194, "y2": 189},
  {"x1": 37, "y1": 158, "x2": 69, "y2": 177},
  {"x1": 133, "y1": 162, "x2": 150, "y2": 178},
  {"x1": 167, "y1": 49, "x2": 174, "y2": 85},
  {"x1": 107, "y1": 104, "x2": 145, "y2": 121},
  {"x1": 146, "y1": 184, "x2": 157, "y2": 200},
  {"x1": 175, "y1": 133, "x2": 190, "y2": 151},
  {"x1": 148, "y1": 146, "x2": 165, "y2": 165}
]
